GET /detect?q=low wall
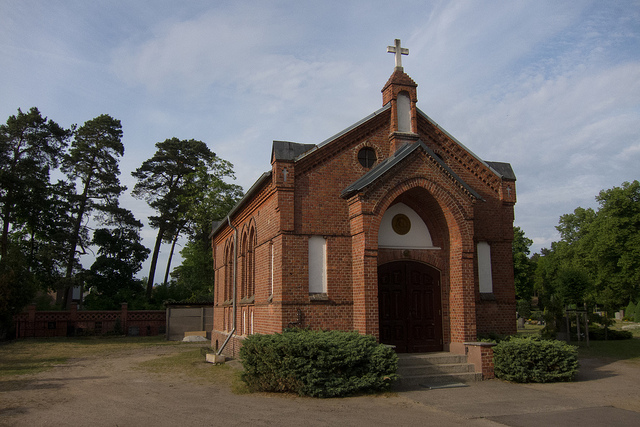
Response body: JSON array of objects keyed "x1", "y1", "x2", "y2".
[
  {"x1": 13, "y1": 303, "x2": 166, "y2": 338},
  {"x1": 464, "y1": 342, "x2": 496, "y2": 379}
]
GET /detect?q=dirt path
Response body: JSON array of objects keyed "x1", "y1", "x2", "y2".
[
  {"x1": 1, "y1": 344, "x2": 640, "y2": 426},
  {"x1": 0, "y1": 344, "x2": 477, "y2": 427}
]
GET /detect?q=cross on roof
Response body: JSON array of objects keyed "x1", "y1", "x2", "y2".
[{"x1": 387, "y1": 39, "x2": 409, "y2": 69}]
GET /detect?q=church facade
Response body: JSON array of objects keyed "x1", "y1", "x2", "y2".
[{"x1": 210, "y1": 42, "x2": 517, "y2": 357}]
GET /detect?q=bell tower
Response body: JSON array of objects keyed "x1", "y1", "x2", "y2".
[{"x1": 382, "y1": 39, "x2": 419, "y2": 153}]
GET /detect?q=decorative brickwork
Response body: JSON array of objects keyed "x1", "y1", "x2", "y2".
[
  {"x1": 211, "y1": 66, "x2": 516, "y2": 359},
  {"x1": 14, "y1": 303, "x2": 166, "y2": 338}
]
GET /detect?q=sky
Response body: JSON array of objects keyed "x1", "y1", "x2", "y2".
[{"x1": 1, "y1": 0, "x2": 639, "y2": 280}]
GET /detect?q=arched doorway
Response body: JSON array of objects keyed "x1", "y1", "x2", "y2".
[{"x1": 378, "y1": 261, "x2": 443, "y2": 353}]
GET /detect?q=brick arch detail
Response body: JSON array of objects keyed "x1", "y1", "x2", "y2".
[
  {"x1": 239, "y1": 217, "x2": 258, "y2": 247},
  {"x1": 369, "y1": 177, "x2": 474, "y2": 254},
  {"x1": 238, "y1": 218, "x2": 257, "y2": 299},
  {"x1": 377, "y1": 249, "x2": 446, "y2": 272},
  {"x1": 223, "y1": 237, "x2": 235, "y2": 302},
  {"x1": 351, "y1": 176, "x2": 478, "y2": 346}
]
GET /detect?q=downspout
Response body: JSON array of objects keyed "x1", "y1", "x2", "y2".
[{"x1": 217, "y1": 217, "x2": 238, "y2": 356}]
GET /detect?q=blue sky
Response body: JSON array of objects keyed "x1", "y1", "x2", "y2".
[{"x1": 2, "y1": 0, "x2": 639, "y2": 278}]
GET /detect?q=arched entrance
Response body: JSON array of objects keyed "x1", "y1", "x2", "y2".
[{"x1": 378, "y1": 261, "x2": 443, "y2": 353}]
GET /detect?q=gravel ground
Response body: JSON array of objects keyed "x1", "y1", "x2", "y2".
[{"x1": 1, "y1": 343, "x2": 639, "y2": 426}]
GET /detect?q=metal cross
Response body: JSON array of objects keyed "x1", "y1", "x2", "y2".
[{"x1": 387, "y1": 39, "x2": 409, "y2": 69}]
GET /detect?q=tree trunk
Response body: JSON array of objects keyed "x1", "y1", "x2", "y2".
[
  {"x1": 0, "y1": 201, "x2": 11, "y2": 261},
  {"x1": 61, "y1": 209, "x2": 84, "y2": 308},
  {"x1": 28, "y1": 227, "x2": 36, "y2": 273},
  {"x1": 146, "y1": 225, "x2": 165, "y2": 299},
  {"x1": 163, "y1": 232, "x2": 179, "y2": 287},
  {"x1": 62, "y1": 178, "x2": 91, "y2": 308}
]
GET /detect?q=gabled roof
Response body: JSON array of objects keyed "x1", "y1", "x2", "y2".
[
  {"x1": 341, "y1": 140, "x2": 483, "y2": 200},
  {"x1": 485, "y1": 161, "x2": 516, "y2": 181},
  {"x1": 271, "y1": 141, "x2": 316, "y2": 162}
]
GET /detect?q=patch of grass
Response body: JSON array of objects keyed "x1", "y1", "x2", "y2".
[
  {"x1": 517, "y1": 324, "x2": 544, "y2": 337},
  {"x1": 136, "y1": 347, "x2": 243, "y2": 390},
  {"x1": 515, "y1": 322, "x2": 640, "y2": 364},
  {"x1": 576, "y1": 338, "x2": 640, "y2": 363},
  {"x1": 612, "y1": 321, "x2": 640, "y2": 338},
  {"x1": 230, "y1": 370, "x2": 250, "y2": 394},
  {"x1": 0, "y1": 356, "x2": 69, "y2": 376},
  {"x1": 0, "y1": 336, "x2": 178, "y2": 378}
]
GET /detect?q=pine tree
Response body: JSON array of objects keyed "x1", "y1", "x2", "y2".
[{"x1": 60, "y1": 114, "x2": 125, "y2": 307}]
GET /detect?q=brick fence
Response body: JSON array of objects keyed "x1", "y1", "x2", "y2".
[{"x1": 13, "y1": 303, "x2": 166, "y2": 338}]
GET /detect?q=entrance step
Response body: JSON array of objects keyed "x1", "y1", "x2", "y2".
[{"x1": 394, "y1": 352, "x2": 482, "y2": 390}]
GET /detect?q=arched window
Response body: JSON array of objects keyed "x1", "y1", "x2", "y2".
[
  {"x1": 224, "y1": 241, "x2": 234, "y2": 302},
  {"x1": 239, "y1": 224, "x2": 257, "y2": 301},
  {"x1": 477, "y1": 241, "x2": 493, "y2": 294},
  {"x1": 397, "y1": 91, "x2": 411, "y2": 132},
  {"x1": 309, "y1": 236, "x2": 327, "y2": 294},
  {"x1": 241, "y1": 232, "x2": 248, "y2": 299},
  {"x1": 247, "y1": 227, "x2": 256, "y2": 297}
]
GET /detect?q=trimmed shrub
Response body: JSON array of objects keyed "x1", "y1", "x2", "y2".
[
  {"x1": 493, "y1": 336, "x2": 578, "y2": 383},
  {"x1": 635, "y1": 302, "x2": 640, "y2": 323},
  {"x1": 240, "y1": 329, "x2": 398, "y2": 397}
]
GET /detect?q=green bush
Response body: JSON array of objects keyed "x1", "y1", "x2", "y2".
[
  {"x1": 635, "y1": 302, "x2": 640, "y2": 323},
  {"x1": 588, "y1": 325, "x2": 633, "y2": 340},
  {"x1": 516, "y1": 299, "x2": 531, "y2": 319},
  {"x1": 625, "y1": 300, "x2": 636, "y2": 320},
  {"x1": 239, "y1": 329, "x2": 398, "y2": 397},
  {"x1": 529, "y1": 310, "x2": 544, "y2": 322},
  {"x1": 493, "y1": 336, "x2": 578, "y2": 383}
]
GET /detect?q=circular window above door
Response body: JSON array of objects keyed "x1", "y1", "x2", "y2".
[{"x1": 391, "y1": 214, "x2": 411, "y2": 235}]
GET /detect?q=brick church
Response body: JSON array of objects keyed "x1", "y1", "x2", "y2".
[{"x1": 210, "y1": 40, "x2": 517, "y2": 357}]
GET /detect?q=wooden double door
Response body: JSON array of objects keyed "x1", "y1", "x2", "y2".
[{"x1": 378, "y1": 261, "x2": 443, "y2": 353}]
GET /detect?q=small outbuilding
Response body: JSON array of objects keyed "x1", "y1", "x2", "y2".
[{"x1": 165, "y1": 302, "x2": 214, "y2": 341}]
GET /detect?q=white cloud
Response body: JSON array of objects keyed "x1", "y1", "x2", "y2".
[{"x1": 3, "y1": 0, "x2": 639, "y2": 268}]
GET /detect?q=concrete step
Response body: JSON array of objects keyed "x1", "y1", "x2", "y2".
[
  {"x1": 398, "y1": 362, "x2": 475, "y2": 376},
  {"x1": 397, "y1": 352, "x2": 468, "y2": 366},
  {"x1": 393, "y1": 352, "x2": 481, "y2": 391}
]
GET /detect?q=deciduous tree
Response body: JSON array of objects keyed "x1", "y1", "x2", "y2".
[
  {"x1": 513, "y1": 226, "x2": 534, "y2": 301},
  {"x1": 587, "y1": 181, "x2": 640, "y2": 310}
]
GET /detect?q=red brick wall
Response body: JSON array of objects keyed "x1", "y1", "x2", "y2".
[
  {"x1": 211, "y1": 75, "x2": 516, "y2": 357},
  {"x1": 14, "y1": 303, "x2": 165, "y2": 338}
]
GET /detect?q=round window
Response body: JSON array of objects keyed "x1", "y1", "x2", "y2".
[
  {"x1": 358, "y1": 147, "x2": 376, "y2": 168},
  {"x1": 392, "y1": 214, "x2": 411, "y2": 235}
]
